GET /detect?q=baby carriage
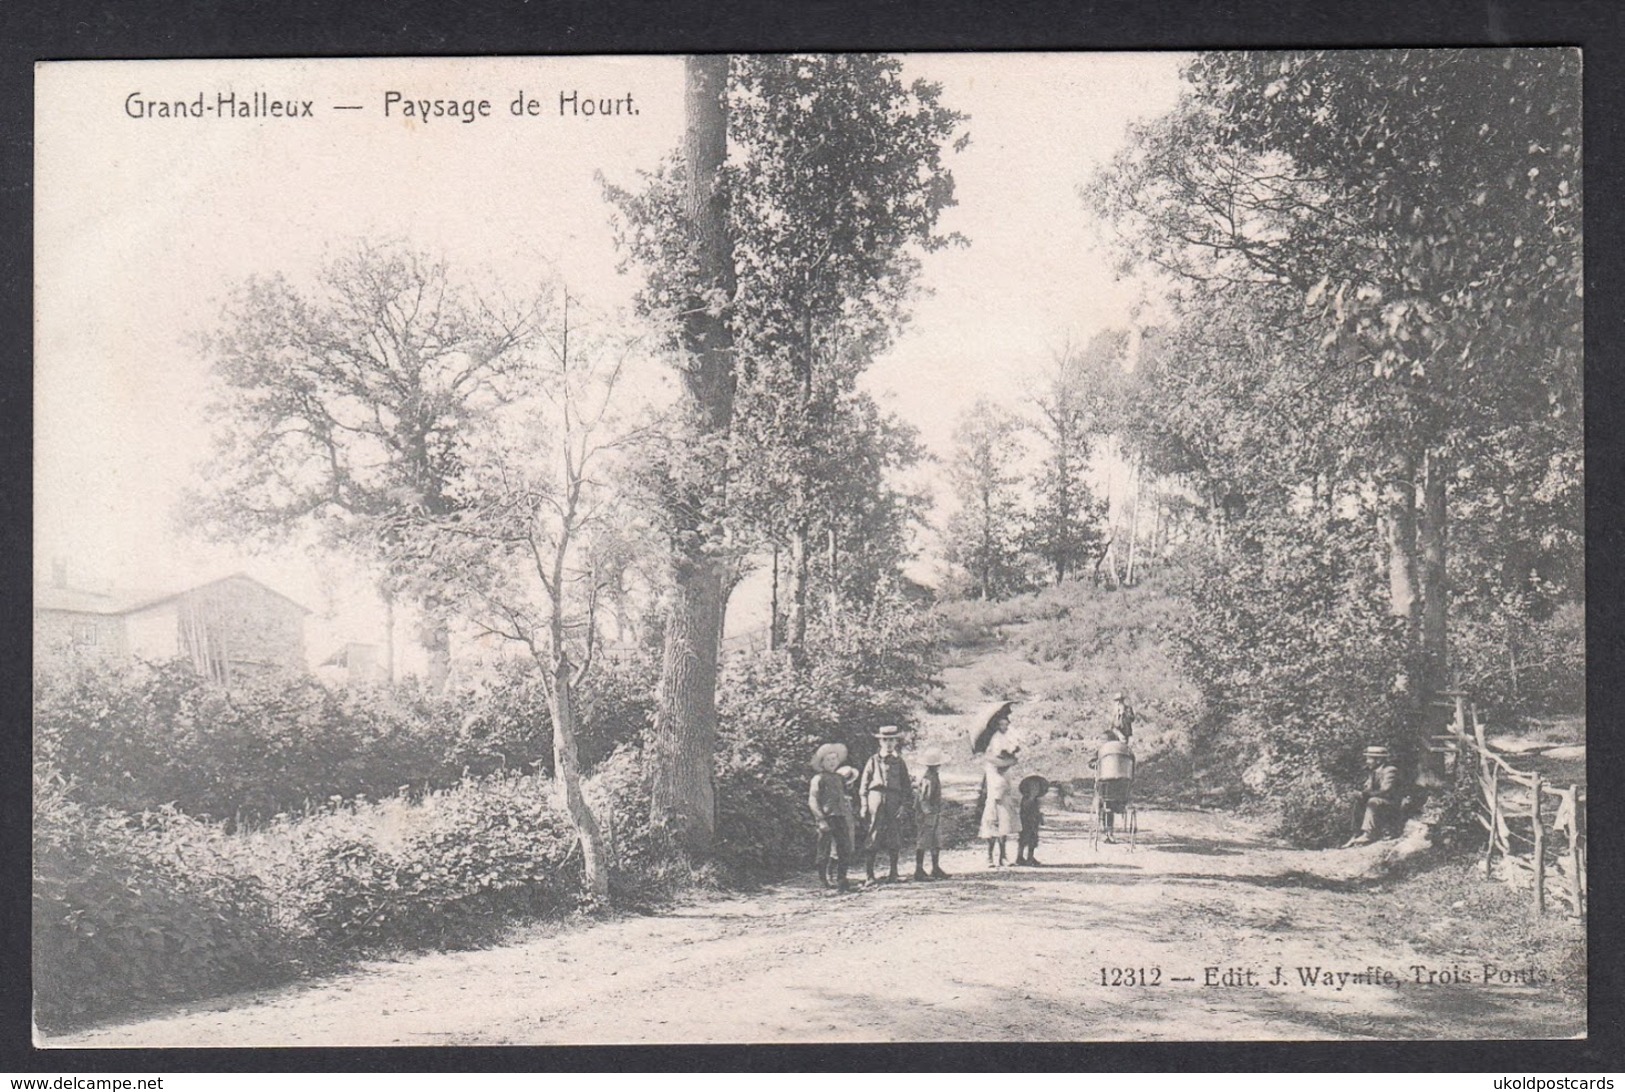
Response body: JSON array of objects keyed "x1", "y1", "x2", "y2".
[{"x1": 1091, "y1": 740, "x2": 1137, "y2": 849}]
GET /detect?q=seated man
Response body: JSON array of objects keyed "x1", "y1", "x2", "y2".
[{"x1": 1344, "y1": 745, "x2": 1402, "y2": 847}]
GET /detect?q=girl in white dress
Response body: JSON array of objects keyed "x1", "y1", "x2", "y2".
[{"x1": 979, "y1": 749, "x2": 1022, "y2": 867}]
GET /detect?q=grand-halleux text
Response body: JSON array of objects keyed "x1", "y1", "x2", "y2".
[{"x1": 123, "y1": 90, "x2": 638, "y2": 123}]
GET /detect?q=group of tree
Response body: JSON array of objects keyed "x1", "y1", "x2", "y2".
[
  {"x1": 941, "y1": 331, "x2": 1138, "y2": 600},
  {"x1": 187, "y1": 54, "x2": 968, "y2": 886},
  {"x1": 1082, "y1": 49, "x2": 1581, "y2": 799}
]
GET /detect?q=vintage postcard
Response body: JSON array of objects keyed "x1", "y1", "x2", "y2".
[{"x1": 33, "y1": 52, "x2": 1584, "y2": 1046}]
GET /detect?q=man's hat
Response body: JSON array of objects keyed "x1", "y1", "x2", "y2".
[
  {"x1": 1020, "y1": 774, "x2": 1050, "y2": 796},
  {"x1": 873, "y1": 724, "x2": 905, "y2": 740},
  {"x1": 1114, "y1": 692, "x2": 1126, "y2": 701},
  {"x1": 1363, "y1": 745, "x2": 1392, "y2": 759},
  {"x1": 811, "y1": 742, "x2": 848, "y2": 770},
  {"x1": 917, "y1": 745, "x2": 945, "y2": 767}
]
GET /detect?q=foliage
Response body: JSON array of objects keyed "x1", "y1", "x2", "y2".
[
  {"x1": 186, "y1": 242, "x2": 554, "y2": 681},
  {"x1": 379, "y1": 286, "x2": 653, "y2": 900},
  {"x1": 1166, "y1": 528, "x2": 1420, "y2": 843},
  {"x1": 188, "y1": 243, "x2": 541, "y2": 545},
  {"x1": 721, "y1": 55, "x2": 965, "y2": 602},
  {"x1": 1081, "y1": 49, "x2": 1582, "y2": 840},
  {"x1": 265, "y1": 773, "x2": 582, "y2": 951},
  {"x1": 33, "y1": 654, "x2": 654, "y2": 826},
  {"x1": 33, "y1": 768, "x2": 296, "y2": 1030},
  {"x1": 35, "y1": 759, "x2": 603, "y2": 1029},
  {"x1": 713, "y1": 593, "x2": 941, "y2": 876},
  {"x1": 601, "y1": 55, "x2": 966, "y2": 850}
]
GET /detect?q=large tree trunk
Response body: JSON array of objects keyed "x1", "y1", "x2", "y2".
[
  {"x1": 826, "y1": 524, "x2": 840, "y2": 634},
  {"x1": 1419, "y1": 447, "x2": 1450, "y2": 699},
  {"x1": 651, "y1": 561, "x2": 724, "y2": 849},
  {"x1": 383, "y1": 591, "x2": 397, "y2": 683},
  {"x1": 1384, "y1": 452, "x2": 1424, "y2": 715},
  {"x1": 786, "y1": 521, "x2": 811, "y2": 656},
  {"x1": 547, "y1": 655, "x2": 611, "y2": 902},
  {"x1": 650, "y1": 54, "x2": 735, "y2": 856}
]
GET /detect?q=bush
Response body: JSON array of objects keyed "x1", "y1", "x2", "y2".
[
  {"x1": 1451, "y1": 595, "x2": 1584, "y2": 720},
  {"x1": 268, "y1": 773, "x2": 582, "y2": 950},
  {"x1": 33, "y1": 653, "x2": 657, "y2": 826},
  {"x1": 582, "y1": 745, "x2": 717, "y2": 905},
  {"x1": 1271, "y1": 768, "x2": 1356, "y2": 849},
  {"x1": 712, "y1": 594, "x2": 941, "y2": 879},
  {"x1": 1165, "y1": 528, "x2": 1418, "y2": 845},
  {"x1": 33, "y1": 768, "x2": 297, "y2": 1030},
  {"x1": 36, "y1": 755, "x2": 595, "y2": 1029}
]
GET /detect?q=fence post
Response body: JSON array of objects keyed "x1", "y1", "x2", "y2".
[
  {"x1": 1484, "y1": 765, "x2": 1499, "y2": 878},
  {"x1": 1531, "y1": 773, "x2": 1545, "y2": 915}
]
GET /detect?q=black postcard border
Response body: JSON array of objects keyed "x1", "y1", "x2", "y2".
[{"x1": 2, "y1": 0, "x2": 1621, "y2": 1074}]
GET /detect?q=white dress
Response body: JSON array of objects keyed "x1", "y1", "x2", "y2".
[{"x1": 979, "y1": 765, "x2": 1023, "y2": 839}]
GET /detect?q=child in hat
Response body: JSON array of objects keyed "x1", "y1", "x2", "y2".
[
  {"x1": 807, "y1": 742, "x2": 855, "y2": 891},
  {"x1": 1016, "y1": 775, "x2": 1049, "y2": 865},
  {"x1": 979, "y1": 748, "x2": 1022, "y2": 868},
  {"x1": 912, "y1": 745, "x2": 949, "y2": 881},
  {"x1": 860, "y1": 725, "x2": 915, "y2": 884}
]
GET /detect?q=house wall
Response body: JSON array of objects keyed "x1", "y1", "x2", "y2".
[
  {"x1": 124, "y1": 603, "x2": 181, "y2": 660},
  {"x1": 180, "y1": 575, "x2": 307, "y2": 675},
  {"x1": 33, "y1": 610, "x2": 127, "y2": 664}
]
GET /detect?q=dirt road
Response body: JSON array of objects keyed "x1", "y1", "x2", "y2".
[{"x1": 47, "y1": 805, "x2": 1582, "y2": 1046}]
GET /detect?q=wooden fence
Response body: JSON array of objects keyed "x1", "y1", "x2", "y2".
[{"x1": 1441, "y1": 695, "x2": 1585, "y2": 919}]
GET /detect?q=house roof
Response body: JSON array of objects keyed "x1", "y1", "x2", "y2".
[{"x1": 35, "y1": 571, "x2": 312, "y2": 616}]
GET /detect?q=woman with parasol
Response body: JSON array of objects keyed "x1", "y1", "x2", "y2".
[{"x1": 967, "y1": 700, "x2": 1015, "y2": 756}]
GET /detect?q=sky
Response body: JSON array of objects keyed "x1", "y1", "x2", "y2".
[{"x1": 34, "y1": 53, "x2": 1187, "y2": 658}]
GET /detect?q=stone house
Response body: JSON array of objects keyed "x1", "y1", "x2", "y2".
[{"x1": 35, "y1": 569, "x2": 310, "y2": 683}]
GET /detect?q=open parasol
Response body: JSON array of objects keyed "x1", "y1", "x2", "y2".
[{"x1": 968, "y1": 700, "x2": 1015, "y2": 755}]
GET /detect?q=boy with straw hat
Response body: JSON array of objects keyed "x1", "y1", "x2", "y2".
[
  {"x1": 912, "y1": 744, "x2": 949, "y2": 881},
  {"x1": 860, "y1": 725, "x2": 915, "y2": 884},
  {"x1": 807, "y1": 742, "x2": 855, "y2": 891}
]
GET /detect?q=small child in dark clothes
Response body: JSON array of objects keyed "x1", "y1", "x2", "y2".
[{"x1": 1016, "y1": 775, "x2": 1049, "y2": 865}]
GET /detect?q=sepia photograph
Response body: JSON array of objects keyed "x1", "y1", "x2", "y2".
[{"x1": 31, "y1": 50, "x2": 1584, "y2": 1046}]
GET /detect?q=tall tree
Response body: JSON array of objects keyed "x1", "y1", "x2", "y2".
[
  {"x1": 604, "y1": 55, "x2": 737, "y2": 854},
  {"x1": 386, "y1": 289, "x2": 635, "y2": 902},
  {"x1": 1025, "y1": 344, "x2": 1108, "y2": 584},
  {"x1": 944, "y1": 400, "x2": 1028, "y2": 600},
  {"x1": 723, "y1": 54, "x2": 965, "y2": 658},
  {"x1": 605, "y1": 54, "x2": 964, "y2": 850},
  {"x1": 186, "y1": 242, "x2": 541, "y2": 689}
]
